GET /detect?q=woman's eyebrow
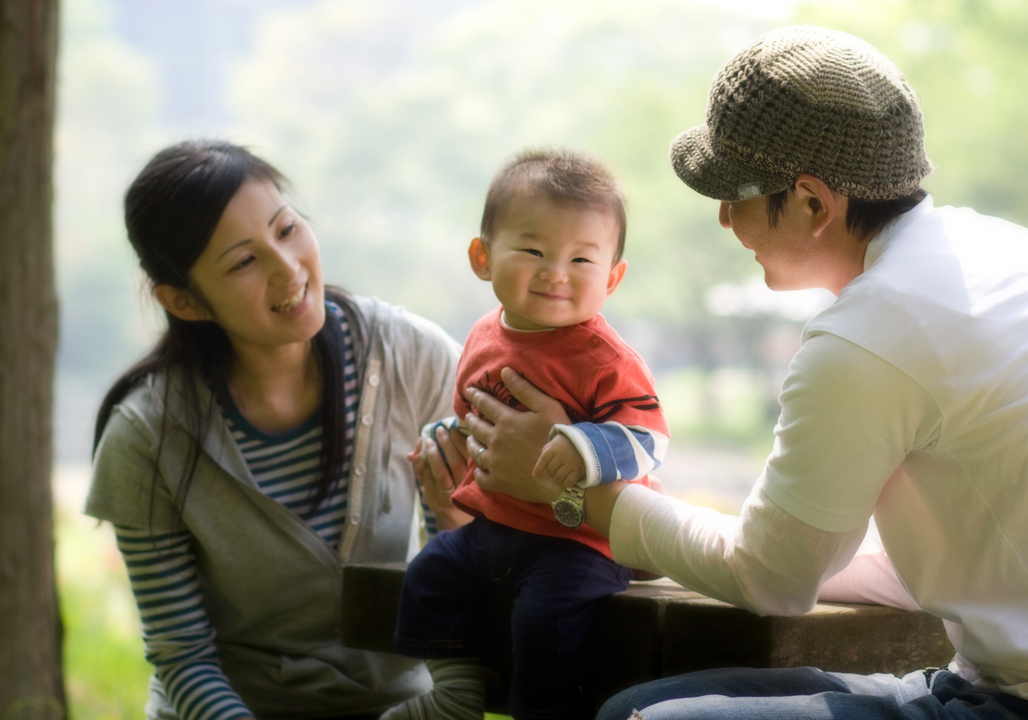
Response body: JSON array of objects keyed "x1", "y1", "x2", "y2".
[
  {"x1": 269, "y1": 204, "x2": 286, "y2": 226},
  {"x1": 216, "y1": 239, "x2": 252, "y2": 262},
  {"x1": 214, "y1": 205, "x2": 288, "y2": 262}
]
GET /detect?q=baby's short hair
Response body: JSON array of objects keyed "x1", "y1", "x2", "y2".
[{"x1": 480, "y1": 149, "x2": 627, "y2": 263}]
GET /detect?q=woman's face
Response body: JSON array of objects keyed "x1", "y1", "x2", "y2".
[{"x1": 184, "y1": 178, "x2": 326, "y2": 355}]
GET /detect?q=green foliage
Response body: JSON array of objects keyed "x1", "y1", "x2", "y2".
[
  {"x1": 658, "y1": 366, "x2": 779, "y2": 449},
  {"x1": 226, "y1": 0, "x2": 775, "y2": 333},
  {"x1": 55, "y1": 481, "x2": 150, "y2": 719}
]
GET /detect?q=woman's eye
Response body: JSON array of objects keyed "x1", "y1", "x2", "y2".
[
  {"x1": 279, "y1": 222, "x2": 296, "y2": 240},
  {"x1": 232, "y1": 255, "x2": 256, "y2": 271}
]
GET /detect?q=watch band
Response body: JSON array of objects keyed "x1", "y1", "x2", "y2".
[{"x1": 551, "y1": 483, "x2": 586, "y2": 529}]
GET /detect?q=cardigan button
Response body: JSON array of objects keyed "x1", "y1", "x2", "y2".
[
  {"x1": 354, "y1": 466, "x2": 364, "y2": 477},
  {"x1": 368, "y1": 374, "x2": 380, "y2": 387},
  {"x1": 362, "y1": 414, "x2": 373, "y2": 426},
  {"x1": 349, "y1": 515, "x2": 360, "y2": 526}
]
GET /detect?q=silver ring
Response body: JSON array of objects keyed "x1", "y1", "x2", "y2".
[{"x1": 475, "y1": 446, "x2": 486, "y2": 468}]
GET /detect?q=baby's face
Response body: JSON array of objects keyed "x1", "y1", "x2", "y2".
[{"x1": 478, "y1": 195, "x2": 625, "y2": 331}]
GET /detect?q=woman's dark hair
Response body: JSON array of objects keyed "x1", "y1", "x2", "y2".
[
  {"x1": 94, "y1": 140, "x2": 366, "y2": 521},
  {"x1": 766, "y1": 184, "x2": 927, "y2": 240}
]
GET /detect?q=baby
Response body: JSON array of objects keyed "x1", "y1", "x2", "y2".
[{"x1": 386, "y1": 149, "x2": 668, "y2": 720}]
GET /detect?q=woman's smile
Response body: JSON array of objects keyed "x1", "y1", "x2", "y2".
[{"x1": 271, "y1": 282, "x2": 309, "y2": 313}]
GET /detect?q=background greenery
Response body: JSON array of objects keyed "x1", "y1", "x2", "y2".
[{"x1": 52, "y1": 0, "x2": 1028, "y2": 715}]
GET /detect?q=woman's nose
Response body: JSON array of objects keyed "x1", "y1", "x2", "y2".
[{"x1": 269, "y1": 245, "x2": 301, "y2": 283}]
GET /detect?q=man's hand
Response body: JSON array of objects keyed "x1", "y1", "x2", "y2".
[
  {"x1": 533, "y1": 433, "x2": 586, "y2": 488},
  {"x1": 407, "y1": 426, "x2": 473, "y2": 530},
  {"x1": 464, "y1": 367, "x2": 570, "y2": 504}
]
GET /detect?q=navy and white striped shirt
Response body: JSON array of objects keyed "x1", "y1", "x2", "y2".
[{"x1": 114, "y1": 313, "x2": 432, "y2": 720}]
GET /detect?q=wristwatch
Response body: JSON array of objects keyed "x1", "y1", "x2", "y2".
[{"x1": 551, "y1": 483, "x2": 586, "y2": 529}]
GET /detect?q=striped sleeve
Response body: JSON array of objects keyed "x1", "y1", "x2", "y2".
[
  {"x1": 115, "y1": 526, "x2": 252, "y2": 720},
  {"x1": 552, "y1": 422, "x2": 669, "y2": 488}
]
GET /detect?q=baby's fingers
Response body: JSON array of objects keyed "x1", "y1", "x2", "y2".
[{"x1": 532, "y1": 447, "x2": 555, "y2": 478}]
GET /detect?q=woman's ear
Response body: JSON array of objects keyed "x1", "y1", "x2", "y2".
[
  {"x1": 154, "y1": 284, "x2": 211, "y2": 322},
  {"x1": 468, "y1": 237, "x2": 492, "y2": 281}
]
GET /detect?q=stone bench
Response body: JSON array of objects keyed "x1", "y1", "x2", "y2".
[{"x1": 340, "y1": 563, "x2": 954, "y2": 713}]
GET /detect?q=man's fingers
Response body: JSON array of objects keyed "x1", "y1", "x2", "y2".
[
  {"x1": 466, "y1": 386, "x2": 510, "y2": 425},
  {"x1": 498, "y1": 367, "x2": 554, "y2": 413}
]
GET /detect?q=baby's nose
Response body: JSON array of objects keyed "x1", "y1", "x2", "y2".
[{"x1": 539, "y1": 263, "x2": 568, "y2": 283}]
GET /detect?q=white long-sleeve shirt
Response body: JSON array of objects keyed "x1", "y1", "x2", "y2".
[{"x1": 610, "y1": 196, "x2": 1028, "y2": 700}]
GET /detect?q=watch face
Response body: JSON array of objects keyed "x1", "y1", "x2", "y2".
[{"x1": 554, "y1": 498, "x2": 583, "y2": 528}]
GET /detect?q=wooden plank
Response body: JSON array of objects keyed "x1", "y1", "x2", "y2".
[{"x1": 341, "y1": 564, "x2": 955, "y2": 713}]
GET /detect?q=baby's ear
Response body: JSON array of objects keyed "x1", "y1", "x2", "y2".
[
  {"x1": 606, "y1": 258, "x2": 627, "y2": 296},
  {"x1": 468, "y1": 237, "x2": 491, "y2": 281}
]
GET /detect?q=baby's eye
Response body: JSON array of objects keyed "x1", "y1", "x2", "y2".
[
  {"x1": 521, "y1": 248, "x2": 543, "y2": 257},
  {"x1": 571, "y1": 257, "x2": 593, "y2": 263}
]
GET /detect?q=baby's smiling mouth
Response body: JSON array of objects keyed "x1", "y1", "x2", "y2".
[
  {"x1": 271, "y1": 283, "x2": 307, "y2": 313},
  {"x1": 532, "y1": 290, "x2": 571, "y2": 301}
]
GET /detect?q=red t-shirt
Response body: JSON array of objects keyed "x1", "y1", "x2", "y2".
[{"x1": 451, "y1": 307, "x2": 667, "y2": 558}]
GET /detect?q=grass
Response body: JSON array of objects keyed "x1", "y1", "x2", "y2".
[{"x1": 55, "y1": 468, "x2": 151, "y2": 720}]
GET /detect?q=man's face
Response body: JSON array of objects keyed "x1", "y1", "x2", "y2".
[{"x1": 719, "y1": 195, "x2": 824, "y2": 292}]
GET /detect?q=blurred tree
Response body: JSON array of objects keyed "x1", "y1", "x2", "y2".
[
  {"x1": 228, "y1": 0, "x2": 772, "y2": 337},
  {"x1": 0, "y1": 0, "x2": 67, "y2": 716}
]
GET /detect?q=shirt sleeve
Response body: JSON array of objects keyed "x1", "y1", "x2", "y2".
[
  {"x1": 762, "y1": 332, "x2": 942, "y2": 533},
  {"x1": 607, "y1": 332, "x2": 941, "y2": 615},
  {"x1": 551, "y1": 348, "x2": 670, "y2": 487},
  {"x1": 403, "y1": 312, "x2": 462, "y2": 540},
  {"x1": 115, "y1": 526, "x2": 252, "y2": 720},
  {"x1": 551, "y1": 422, "x2": 668, "y2": 487},
  {"x1": 816, "y1": 518, "x2": 921, "y2": 611}
]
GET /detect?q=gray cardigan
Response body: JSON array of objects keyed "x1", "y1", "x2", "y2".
[{"x1": 86, "y1": 296, "x2": 461, "y2": 719}]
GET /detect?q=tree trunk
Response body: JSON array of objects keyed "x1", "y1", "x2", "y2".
[{"x1": 0, "y1": 0, "x2": 66, "y2": 718}]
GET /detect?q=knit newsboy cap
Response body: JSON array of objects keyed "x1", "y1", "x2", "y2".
[{"x1": 671, "y1": 26, "x2": 933, "y2": 202}]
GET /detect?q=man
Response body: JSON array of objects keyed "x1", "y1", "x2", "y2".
[{"x1": 419, "y1": 25, "x2": 1028, "y2": 720}]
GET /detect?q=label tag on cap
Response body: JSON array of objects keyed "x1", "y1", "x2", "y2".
[{"x1": 737, "y1": 183, "x2": 761, "y2": 200}]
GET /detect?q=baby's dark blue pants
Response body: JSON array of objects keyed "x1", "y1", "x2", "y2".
[{"x1": 393, "y1": 517, "x2": 633, "y2": 720}]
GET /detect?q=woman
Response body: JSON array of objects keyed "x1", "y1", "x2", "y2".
[{"x1": 86, "y1": 140, "x2": 465, "y2": 720}]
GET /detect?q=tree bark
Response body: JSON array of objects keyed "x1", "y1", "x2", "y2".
[{"x1": 0, "y1": 0, "x2": 66, "y2": 718}]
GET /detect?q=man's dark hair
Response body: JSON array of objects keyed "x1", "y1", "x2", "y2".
[
  {"x1": 480, "y1": 148, "x2": 627, "y2": 263},
  {"x1": 765, "y1": 184, "x2": 927, "y2": 241}
]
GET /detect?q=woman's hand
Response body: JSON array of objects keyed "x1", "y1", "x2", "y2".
[
  {"x1": 407, "y1": 426, "x2": 473, "y2": 530},
  {"x1": 464, "y1": 367, "x2": 570, "y2": 505}
]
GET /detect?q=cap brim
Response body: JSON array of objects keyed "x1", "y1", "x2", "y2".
[{"x1": 670, "y1": 126, "x2": 794, "y2": 202}]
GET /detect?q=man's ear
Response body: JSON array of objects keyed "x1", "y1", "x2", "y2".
[
  {"x1": 793, "y1": 174, "x2": 839, "y2": 237},
  {"x1": 606, "y1": 258, "x2": 627, "y2": 296},
  {"x1": 154, "y1": 284, "x2": 211, "y2": 322},
  {"x1": 468, "y1": 237, "x2": 491, "y2": 281}
]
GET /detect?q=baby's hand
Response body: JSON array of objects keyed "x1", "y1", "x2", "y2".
[{"x1": 532, "y1": 433, "x2": 586, "y2": 488}]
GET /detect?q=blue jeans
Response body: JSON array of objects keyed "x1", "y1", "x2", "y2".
[
  {"x1": 597, "y1": 666, "x2": 1028, "y2": 720},
  {"x1": 394, "y1": 517, "x2": 633, "y2": 720}
]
